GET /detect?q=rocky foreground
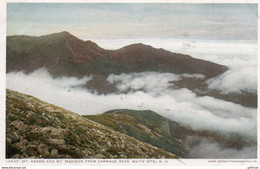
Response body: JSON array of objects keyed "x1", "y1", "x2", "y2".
[{"x1": 6, "y1": 89, "x2": 179, "y2": 159}]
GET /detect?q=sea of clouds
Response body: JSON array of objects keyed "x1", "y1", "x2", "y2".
[
  {"x1": 7, "y1": 70, "x2": 257, "y2": 139},
  {"x1": 188, "y1": 137, "x2": 256, "y2": 159},
  {"x1": 6, "y1": 39, "x2": 257, "y2": 158}
]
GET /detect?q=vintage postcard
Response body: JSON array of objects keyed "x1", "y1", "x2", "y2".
[{"x1": 0, "y1": 0, "x2": 259, "y2": 169}]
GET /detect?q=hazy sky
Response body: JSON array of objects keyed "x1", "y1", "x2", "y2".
[{"x1": 7, "y1": 3, "x2": 258, "y2": 40}]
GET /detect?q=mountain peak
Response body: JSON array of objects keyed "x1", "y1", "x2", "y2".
[
  {"x1": 119, "y1": 43, "x2": 153, "y2": 50},
  {"x1": 50, "y1": 31, "x2": 72, "y2": 36},
  {"x1": 39, "y1": 31, "x2": 77, "y2": 40},
  {"x1": 58, "y1": 31, "x2": 71, "y2": 34}
]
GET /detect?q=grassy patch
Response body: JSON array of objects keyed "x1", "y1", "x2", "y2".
[
  {"x1": 84, "y1": 114, "x2": 124, "y2": 133},
  {"x1": 84, "y1": 109, "x2": 188, "y2": 157}
]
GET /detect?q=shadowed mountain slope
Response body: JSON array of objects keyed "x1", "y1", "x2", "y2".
[{"x1": 7, "y1": 31, "x2": 227, "y2": 78}]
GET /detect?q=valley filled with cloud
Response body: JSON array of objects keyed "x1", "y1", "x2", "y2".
[{"x1": 6, "y1": 39, "x2": 257, "y2": 158}]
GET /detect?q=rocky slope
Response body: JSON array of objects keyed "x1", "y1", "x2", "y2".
[
  {"x1": 7, "y1": 31, "x2": 227, "y2": 78},
  {"x1": 6, "y1": 89, "x2": 179, "y2": 159}
]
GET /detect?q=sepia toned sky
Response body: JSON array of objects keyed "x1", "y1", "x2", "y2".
[{"x1": 7, "y1": 3, "x2": 258, "y2": 40}]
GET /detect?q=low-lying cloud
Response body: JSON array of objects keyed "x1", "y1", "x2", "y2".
[
  {"x1": 7, "y1": 69, "x2": 256, "y2": 140},
  {"x1": 107, "y1": 72, "x2": 204, "y2": 94},
  {"x1": 207, "y1": 65, "x2": 257, "y2": 94},
  {"x1": 7, "y1": 70, "x2": 92, "y2": 91},
  {"x1": 188, "y1": 138, "x2": 256, "y2": 159}
]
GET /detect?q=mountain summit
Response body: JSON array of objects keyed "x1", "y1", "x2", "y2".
[{"x1": 7, "y1": 31, "x2": 227, "y2": 78}]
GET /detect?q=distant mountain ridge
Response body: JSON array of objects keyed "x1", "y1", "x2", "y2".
[
  {"x1": 7, "y1": 31, "x2": 257, "y2": 108},
  {"x1": 7, "y1": 31, "x2": 227, "y2": 78}
]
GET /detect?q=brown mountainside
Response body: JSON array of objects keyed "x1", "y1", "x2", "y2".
[{"x1": 7, "y1": 31, "x2": 227, "y2": 78}]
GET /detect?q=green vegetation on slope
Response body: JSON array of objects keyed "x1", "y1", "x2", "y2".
[
  {"x1": 6, "y1": 89, "x2": 179, "y2": 159},
  {"x1": 84, "y1": 109, "x2": 188, "y2": 157}
]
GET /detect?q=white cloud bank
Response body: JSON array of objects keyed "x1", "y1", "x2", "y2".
[
  {"x1": 7, "y1": 69, "x2": 256, "y2": 141},
  {"x1": 207, "y1": 66, "x2": 257, "y2": 94},
  {"x1": 107, "y1": 72, "x2": 204, "y2": 94},
  {"x1": 188, "y1": 138, "x2": 256, "y2": 159}
]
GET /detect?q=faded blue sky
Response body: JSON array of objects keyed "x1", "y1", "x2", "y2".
[{"x1": 7, "y1": 3, "x2": 258, "y2": 40}]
